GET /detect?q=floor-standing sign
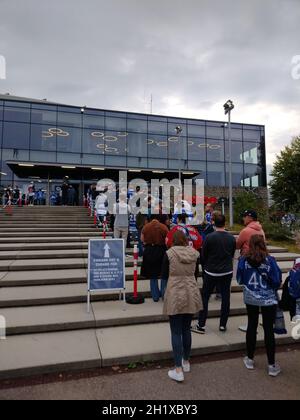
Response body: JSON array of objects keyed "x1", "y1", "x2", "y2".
[{"x1": 87, "y1": 239, "x2": 126, "y2": 313}]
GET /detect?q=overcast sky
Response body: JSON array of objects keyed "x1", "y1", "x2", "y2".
[{"x1": 0, "y1": 0, "x2": 299, "y2": 176}]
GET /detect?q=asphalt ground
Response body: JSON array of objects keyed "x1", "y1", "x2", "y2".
[{"x1": 0, "y1": 345, "x2": 299, "y2": 400}]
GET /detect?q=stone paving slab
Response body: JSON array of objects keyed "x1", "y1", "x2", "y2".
[{"x1": 0, "y1": 329, "x2": 101, "y2": 380}]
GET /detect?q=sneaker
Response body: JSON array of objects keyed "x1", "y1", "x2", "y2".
[
  {"x1": 268, "y1": 364, "x2": 281, "y2": 377},
  {"x1": 182, "y1": 360, "x2": 191, "y2": 373},
  {"x1": 219, "y1": 326, "x2": 227, "y2": 333},
  {"x1": 215, "y1": 294, "x2": 222, "y2": 301},
  {"x1": 243, "y1": 357, "x2": 255, "y2": 370},
  {"x1": 239, "y1": 325, "x2": 248, "y2": 333},
  {"x1": 191, "y1": 324, "x2": 206, "y2": 334},
  {"x1": 168, "y1": 369, "x2": 184, "y2": 382}
]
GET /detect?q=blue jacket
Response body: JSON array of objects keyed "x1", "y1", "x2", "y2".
[{"x1": 237, "y1": 256, "x2": 282, "y2": 307}]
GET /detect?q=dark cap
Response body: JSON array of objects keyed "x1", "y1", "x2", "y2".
[{"x1": 242, "y1": 209, "x2": 258, "y2": 220}]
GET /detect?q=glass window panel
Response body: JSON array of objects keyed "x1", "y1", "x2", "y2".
[
  {"x1": 225, "y1": 141, "x2": 243, "y2": 163},
  {"x1": 4, "y1": 107, "x2": 30, "y2": 123},
  {"x1": 243, "y1": 129, "x2": 261, "y2": 141},
  {"x1": 105, "y1": 117, "x2": 126, "y2": 131},
  {"x1": 104, "y1": 130, "x2": 126, "y2": 156},
  {"x1": 82, "y1": 154, "x2": 105, "y2": 166},
  {"x1": 168, "y1": 122, "x2": 187, "y2": 136},
  {"x1": 85, "y1": 109, "x2": 105, "y2": 116},
  {"x1": 187, "y1": 137, "x2": 206, "y2": 161},
  {"x1": 148, "y1": 135, "x2": 168, "y2": 159},
  {"x1": 226, "y1": 163, "x2": 244, "y2": 187},
  {"x1": 148, "y1": 120, "x2": 167, "y2": 135},
  {"x1": 105, "y1": 111, "x2": 126, "y2": 118},
  {"x1": 83, "y1": 129, "x2": 105, "y2": 155},
  {"x1": 31, "y1": 109, "x2": 57, "y2": 125},
  {"x1": 244, "y1": 164, "x2": 262, "y2": 184},
  {"x1": 58, "y1": 106, "x2": 81, "y2": 113},
  {"x1": 148, "y1": 158, "x2": 168, "y2": 169},
  {"x1": 127, "y1": 157, "x2": 148, "y2": 168},
  {"x1": 0, "y1": 158, "x2": 13, "y2": 179},
  {"x1": 127, "y1": 113, "x2": 147, "y2": 120},
  {"x1": 0, "y1": 106, "x2": 4, "y2": 120},
  {"x1": 189, "y1": 162, "x2": 206, "y2": 182},
  {"x1": 206, "y1": 125, "x2": 224, "y2": 139},
  {"x1": 4, "y1": 101, "x2": 30, "y2": 108},
  {"x1": 207, "y1": 162, "x2": 226, "y2": 186},
  {"x1": 56, "y1": 152, "x2": 81, "y2": 164},
  {"x1": 207, "y1": 140, "x2": 224, "y2": 162},
  {"x1": 31, "y1": 103, "x2": 57, "y2": 111},
  {"x1": 243, "y1": 142, "x2": 261, "y2": 165},
  {"x1": 105, "y1": 155, "x2": 126, "y2": 167},
  {"x1": 57, "y1": 112, "x2": 82, "y2": 127},
  {"x1": 169, "y1": 136, "x2": 187, "y2": 160},
  {"x1": 230, "y1": 129, "x2": 243, "y2": 141},
  {"x1": 83, "y1": 114, "x2": 105, "y2": 129},
  {"x1": 29, "y1": 150, "x2": 56, "y2": 163},
  {"x1": 30, "y1": 125, "x2": 57, "y2": 152},
  {"x1": 57, "y1": 127, "x2": 81, "y2": 153},
  {"x1": 127, "y1": 119, "x2": 147, "y2": 133},
  {"x1": 187, "y1": 124, "x2": 205, "y2": 137},
  {"x1": 3, "y1": 122, "x2": 30, "y2": 149},
  {"x1": 127, "y1": 132, "x2": 147, "y2": 157}
]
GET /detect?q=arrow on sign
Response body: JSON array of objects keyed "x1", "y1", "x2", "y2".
[{"x1": 104, "y1": 244, "x2": 111, "y2": 258}]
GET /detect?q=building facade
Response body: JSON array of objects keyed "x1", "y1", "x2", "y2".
[{"x1": 0, "y1": 94, "x2": 267, "y2": 202}]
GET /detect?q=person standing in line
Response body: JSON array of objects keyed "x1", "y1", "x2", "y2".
[
  {"x1": 95, "y1": 189, "x2": 108, "y2": 227},
  {"x1": 113, "y1": 194, "x2": 131, "y2": 241},
  {"x1": 67, "y1": 185, "x2": 76, "y2": 206},
  {"x1": 27, "y1": 182, "x2": 35, "y2": 206},
  {"x1": 236, "y1": 210, "x2": 265, "y2": 256},
  {"x1": 141, "y1": 215, "x2": 169, "y2": 302},
  {"x1": 162, "y1": 230, "x2": 202, "y2": 382},
  {"x1": 61, "y1": 181, "x2": 69, "y2": 206},
  {"x1": 166, "y1": 213, "x2": 203, "y2": 251},
  {"x1": 237, "y1": 235, "x2": 282, "y2": 377},
  {"x1": 192, "y1": 213, "x2": 236, "y2": 334}
]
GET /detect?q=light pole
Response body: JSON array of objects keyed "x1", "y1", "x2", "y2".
[
  {"x1": 223, "y1": 100, "x2": 235, "y2": 227},
  {"x1": 175, "y1": 125, "x2": 183, "y2": 186}
]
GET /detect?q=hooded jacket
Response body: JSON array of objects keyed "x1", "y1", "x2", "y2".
[
  {"x1": 163, "y1": 246, "x2": 203, "y2": 316},
  {"x1": 236, "y1": 221, "x2": 265, "y2": 256}
]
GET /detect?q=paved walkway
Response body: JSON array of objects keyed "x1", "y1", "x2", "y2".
[{"x1": 0, "y1": 349, "x2": 299, "y2": 400}]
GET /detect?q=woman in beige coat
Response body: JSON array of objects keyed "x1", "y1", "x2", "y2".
[{"x1": 162, "y1": 230, "x2": 203, "y2": 382}]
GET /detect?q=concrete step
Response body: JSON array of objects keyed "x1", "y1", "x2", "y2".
[
  {"x1": 0, "y1": 227, "x2": 102, "y2": 232},
  {"x1": 0, "y1": 236, "x2": 111, "y2": 244},
  {"x1": 0, "y1": 231, "x2": 112, "y2": 238},
  {"x1": 0, "y1": 249, "x2": 141, "y2": 261},
  {"x1": 1, "y1": 295, "x2": 248, "y2": 336},
  {"x1": 0, "y1": 256, "x2": 292, "y2": 274},
  {"x1": 0, "y1": 313, "x2": 295, "y2": 380},
  {"x1": 0, "y1": 256, "x2": 139, "y2": 272}
]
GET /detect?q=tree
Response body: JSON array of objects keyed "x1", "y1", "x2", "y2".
[{"x1": 270, "y1": 136, "x2": 300, "y2": 210}]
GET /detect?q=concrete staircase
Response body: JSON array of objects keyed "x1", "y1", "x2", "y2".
[{"x1": 0, "y1": 206, "x2": 298, "y2": 379}]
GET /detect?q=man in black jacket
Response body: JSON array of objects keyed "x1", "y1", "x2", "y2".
[{"x1": 192, "y1": 213, "x2": 236, "y2": 334}]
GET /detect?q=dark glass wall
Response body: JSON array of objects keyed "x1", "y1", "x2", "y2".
[{"x1": 0, "y1": 98, "x2": 266, "y2": 189}]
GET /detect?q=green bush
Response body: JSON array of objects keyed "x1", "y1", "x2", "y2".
[
  {"x1": 234, "y1": 190, "x2": 265, "y2": 224},
  {"x1": 261, "y1": 219, "x2": 293, "y2": 241}
]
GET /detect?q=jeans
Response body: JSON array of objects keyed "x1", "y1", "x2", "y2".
[
  {"x1": 169, "y1": 314, "x2": 193, "y2": 368},
  {"x1": 150, "y1": 278, "x2": 167, "y2": 301},
  {"x1": 198, "y1": 273, "x2": 232, "y2": 328},
  {"x1": 246, "y1": 304, "x2": 277, "y2": 365}
]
